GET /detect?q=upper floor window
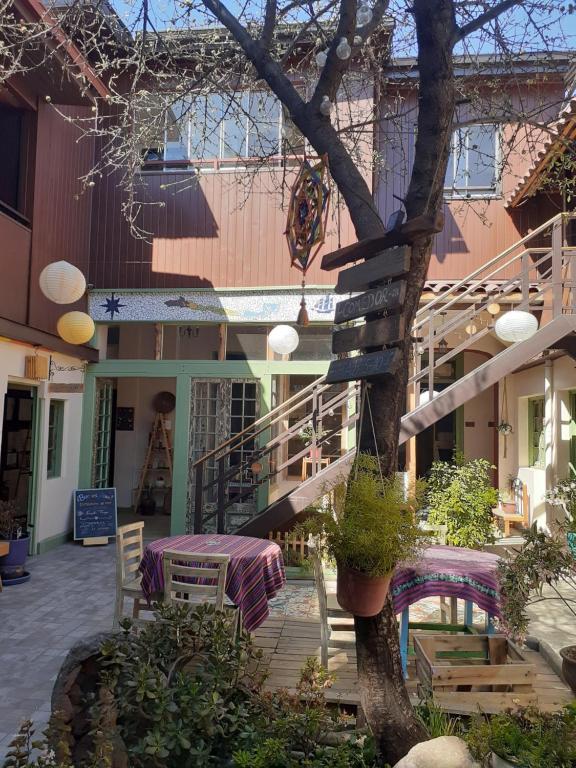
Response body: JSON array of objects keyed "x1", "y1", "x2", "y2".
[
  {"x1": 528, "y1": 396, "x2": 545, "y2": 469},
  {"x1": 444, "y1": 124, "x2": 499, "y2": 198},
  {"x1": 0, "y1": 104, "x2": 27, "y2": 220},
  {"x1": 143, "y1": 91, "x2": 304, "y2": 170}
]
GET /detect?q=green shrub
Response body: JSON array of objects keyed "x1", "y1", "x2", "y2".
[
  {"x1": 465, "y1": 705, "x2": 576, "y2": 767},
  {"x1": 3, "y1": 604, "x2": 376, "y2": 768},
  {"x1": 426, "y1": 455, "x2": 498, "y2": 549},
  {"x1": 298, "y1": 454, "x2": 426, "y2": 578}
]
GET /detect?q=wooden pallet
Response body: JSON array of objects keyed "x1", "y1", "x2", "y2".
[{"x1": 253, "y1": 615, "x2": 574, "y2": 714}]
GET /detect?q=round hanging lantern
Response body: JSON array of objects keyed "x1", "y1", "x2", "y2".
[
  {"x1": 57, "y1": 311, "x2": 95, "y2": 345},
  {"x1": 419, "y1": 389, "x2": 439, "y2": 405},
  {"x1": 268, "y1": 325, "x2": 299, "y2": 355},
  {"x1": 39, "y1": 261, "x2": 86, "y2": 304},
  {"x1": 494, "y1": 310, "x2": 538, "y2": 343}
]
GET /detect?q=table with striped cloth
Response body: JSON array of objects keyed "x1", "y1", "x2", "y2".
[
  {"x1": 391, "y1": 544, "x2": 501, "y2": 618},
  {"x1": 139, "y1": 534, "x2": 286, "y2": 631}
]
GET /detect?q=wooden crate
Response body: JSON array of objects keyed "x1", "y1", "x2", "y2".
[{"x1": 414, "y1": 634, "x2": 537, "y2": 713}]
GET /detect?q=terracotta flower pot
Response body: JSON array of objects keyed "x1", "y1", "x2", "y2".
[
  {"x1": 560, "y1": 645, "x2": 576, "y2": 694},
  {"x1": 336, "y1": 563, "x2": 392, "y2": 617}
]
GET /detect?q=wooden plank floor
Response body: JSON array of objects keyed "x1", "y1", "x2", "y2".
[{"x1": 253, "y1": 615, "x2": 574, "y2": 714}]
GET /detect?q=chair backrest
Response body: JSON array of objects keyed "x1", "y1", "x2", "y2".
[
  {"x1": 116, "y1": 522, "x2": 144, "y2": 587},
  {"x1": 511, "y1": 478, "x2": 530, "y2": 524},
  {"x1": 419, "y1": 522, "x2": 448, "y2": 545},
  {"x1": 162, "y1": 550, "x2": 229, "y2": 610},
  {"x1": 308, "y1": 538, "x2": 328, "y2": 624}
]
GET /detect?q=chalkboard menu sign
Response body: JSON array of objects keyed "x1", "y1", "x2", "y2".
[{"x1": 74, "y1": 488, "x2": 117, "y2": 542}]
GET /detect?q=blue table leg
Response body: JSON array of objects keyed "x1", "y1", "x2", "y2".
[
  {"x1": 464, "y1": 600, "x2": 473, "y2": 626},
  {"x1": 485, "y1": 613, "x2": 495, "y2": 634},
  {"x1": 400, "y1": 607, "x2": 409, "y2": 677}
]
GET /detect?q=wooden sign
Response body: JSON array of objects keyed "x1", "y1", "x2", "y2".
[
  {"x1": 335, "y1": 247, "x2": 410, "y2": 294},
  {"x1": 326, "y1": 348, "x2": 400, "y2": 384},
  {"x1": 48, "y1": 383, "x2": 84, "y2": 394},
  {"x1": 334, "y1": 280, "x2": 406, "y2": 324},
  {"x1": 321, "y1": 212, "x2": 444, "y2": 271},
  {"x1": 332, "y1": 315, "x2": 405, "y2": 355},
  {"x1": 74, "y1": 488, "x2": 117, "y2": 546}
]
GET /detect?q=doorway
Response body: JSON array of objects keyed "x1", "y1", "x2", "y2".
[{"x1": 0, "y1": 385, "x2": 39, "y2": 546}]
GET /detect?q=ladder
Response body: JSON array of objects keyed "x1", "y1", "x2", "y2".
[{"x1": 134, "y1": 413, "x2": 173, "y2": 512}]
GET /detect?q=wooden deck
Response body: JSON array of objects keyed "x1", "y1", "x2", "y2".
[{"x1": 253, "y1": 615, "x2": 574, "y2": 715}]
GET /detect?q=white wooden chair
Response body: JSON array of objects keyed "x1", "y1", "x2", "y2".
[
  {"x1": 162, "y1": 550, "x2": 230, "y2": 610},
  {"x1": 114, "y1": 522, "x2": 147, "y2": 627},
  {"x1": 308, "y1": 539, "x2": 354, "y2": 667}
]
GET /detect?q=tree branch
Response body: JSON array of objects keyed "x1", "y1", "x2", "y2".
[
  {"x1": 454, "y1": 0, "x2": 524, "y2": 43},
  {"x1": 261, "y1": 0, "x2": 277, "y2": 50},
  {"x1": 311, "y1": 0, "x2": 357, "y2": 106}
]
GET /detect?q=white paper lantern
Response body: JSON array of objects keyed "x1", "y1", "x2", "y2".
[
  {"x1": 57, "y1": 311, "x2": 95, "y2": 345},
  {"x1": 494, "y1": 310, "x2": 538, "y2": 343},
  {"x1": 419, "y1": 389, "x2": 439, "y2": 405},
  {"x1": 315, "y1": 49, "x2": 328, "y2": 67},
  {"x1": 336, "y1": 37, "x2": 351, "y2": 60},
  {"x1": 39, "y1": 261, "x2": 86, "y2": 304},
  {"x1": 356, "y1": 4, "x2": 373, "y2": 25},
  {"x1": 268, "y1": 325, "x2": 299, "y2": 355}
]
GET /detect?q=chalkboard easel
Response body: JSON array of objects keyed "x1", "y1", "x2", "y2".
[{"x1": 74, "y1": 488, "x2": 118, "y2": 546}]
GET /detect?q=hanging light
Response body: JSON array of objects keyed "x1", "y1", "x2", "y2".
[
  {"x1": 315, "y1": 49, "x2": 328, "y2": 67},
  {"x1": 39, "y1": 261, "x2": 86, "y2": 304},
  {"x1": 268, "y1": 325, "x2": 299, "y2": 355},
  {"x1": 419, "y1": 389, "x2": 439, "y2": 405},
  {"x1": 437, "y1": 337, "x2": 449, "y2": 353},
  {"x1": 494, "y1": 310, "x2": 538, "y2": 343},
  {"x1": 356, "y1": 4, "x2": 373, "y2": 26},
  {"x1": 336, "y1": 37, "x2": 351, "y2": 60},
  {"x1": 250, "y1": 460, "x2": 263, "y2": 475},
  {"x1": 465, "y1": 322, "x2": 478, "y2": 336},
  {"x1": 319, "y1": 95, "x2": 332, "y2": 116},
  {"x1": 57, "y1": 311, "x2": 95, "y2": 345},
  {"x1": 353, "y1": 35, "x2": 362, "y2": 45},
  {"x1": 487, "y1": 300, "x2": 501, "y2": 316}
]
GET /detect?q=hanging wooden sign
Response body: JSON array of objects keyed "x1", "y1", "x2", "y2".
[
  {"x1": 332, "y1": 315, "x2": 405, "y2": 355},
  {"x1": 326, "y1": 348, "x2": 400, "y2": 385},
  {"x1": 334, "y1": 280, "x2": 406, "y2": 324},
  {"x1": 335, "y1": 247, "x2": 410, "y2": 294}
]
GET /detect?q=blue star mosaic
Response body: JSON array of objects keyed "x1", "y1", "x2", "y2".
[{"x1": 101, "y1": 293, "x2": 126, "y2": 319}]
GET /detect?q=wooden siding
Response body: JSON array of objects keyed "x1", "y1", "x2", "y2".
[
  {"x1": 376, "y1": 83, "x2": 565, "y2": 280},
  {"x1": 0, "y1": 212, "x2": 31, "y2": 325},
  {"x1": 89, "y1": 168, "x2": 358, "y2": 289},
  {"x1": 27, "y1": 103, "x2": 94, "y2": 335}
]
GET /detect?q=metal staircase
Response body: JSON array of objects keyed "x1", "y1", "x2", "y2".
[{"x1": 191, "y1": 212, "x2": 576, "y2": 537}]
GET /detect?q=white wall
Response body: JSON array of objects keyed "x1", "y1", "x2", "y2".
[
  {"x1": 499, "y1": 355, "x2": 576, "y2": 528},
  {"x1": 0, "y1": 338, "x2": 85, "y2": 549},
  {"x1": 113, "y1": 377, "x2": 177, "y2": 507}
]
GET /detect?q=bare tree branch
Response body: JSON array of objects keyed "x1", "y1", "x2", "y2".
[{"x1": 454, "y1": 0, "x2": 524, "y2": 43}]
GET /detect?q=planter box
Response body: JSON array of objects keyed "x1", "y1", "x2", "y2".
[{"x1": 414, "y1": 634, "x2": 536, "y2": 714}]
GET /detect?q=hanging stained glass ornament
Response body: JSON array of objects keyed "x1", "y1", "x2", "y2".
[{"x1": 285, "y1": 156, "x2": 331, "y2": 326}]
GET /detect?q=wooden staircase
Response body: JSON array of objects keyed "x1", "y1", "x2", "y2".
[{"x1": 192, "y1": 212, "x2": 576, "y2": 538}]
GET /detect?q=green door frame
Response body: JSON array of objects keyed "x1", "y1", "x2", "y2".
[{"x1": 79, "y1": 360, "x2": 330, "y2": 535}]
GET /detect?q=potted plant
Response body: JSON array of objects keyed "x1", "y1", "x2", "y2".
[
  {"x1": 298, "y1": 423, "x2": 329, "y2": 459},
  {"x1": 426, "y1": 454, "x2": 499, "y2": 549},
  {"x1": 465, "y1": 706, "x2": 576, "y2": 767},
  {"x1": 297, "y1": 454, "x2": 426, "y2": 617},
  {"x1": 546, "y1": 478, "x2": 576, "y2": 555},
  {"x1": 0, "y1": 500, "x2": 30, "y2": 585}
]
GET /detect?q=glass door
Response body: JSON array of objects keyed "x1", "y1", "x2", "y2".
[{"x1": 92, "y1": 379, "x2": 115, "y2": 488}]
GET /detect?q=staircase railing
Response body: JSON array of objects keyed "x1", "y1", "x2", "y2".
[
  {"x1": 192, "y1": 377, "x2": 360, "y2": 533},
  {"x1": 411, "y1": 212, "x2": 576, "y2": 405}
]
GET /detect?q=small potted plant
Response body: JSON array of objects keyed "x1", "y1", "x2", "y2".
[
  {"x1": 546, "y1": 478, "x2": 576, "y2": 556},
  {"x1": 0, "y1": 500, "x2": 30, "y2": 585},
  {"x1": 465, "y1": 706, "x2": 576, "y2": 767},
  {"x1": 298, "y1": 423, "x2": 329, "y2": 459},
  {"x1": 297, "y1": 454, "x2": 426, "y2": 617}
]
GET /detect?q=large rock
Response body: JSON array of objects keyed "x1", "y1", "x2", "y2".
[{"x1": 393, "y1": 736, "x2": 479, "y2": 768}]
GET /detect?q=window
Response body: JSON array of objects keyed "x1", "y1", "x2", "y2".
[
  {"x1": 528, "y1": 397, "x2": 545, "y2": 468},
  {"x1": 47, "y1": 400, "x2": 64, "y2": 478},
  {"x1": 444, "y1": 124, "x2": 499, "y2": 197},
  {"x1": 145, "y1": 91, "x2": 303, "y2": 168},
  {"x1": 0, "y1": 105, "x2": 23, "y2": 213}
]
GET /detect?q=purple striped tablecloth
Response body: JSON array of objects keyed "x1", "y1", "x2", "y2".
[
  {"x1": 391, "y1": 545, "x2": 501, "y2": 617},
  {"x1": 139, "y1": 534, "x2": 286, "y2": 631}
]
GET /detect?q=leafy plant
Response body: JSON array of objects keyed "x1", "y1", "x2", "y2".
[
  {"x1": 497, "y1": 523, "x2": 576, "y2": 641},
  {"x1": 546, "y1": 478, "x2": 576, "y2": 533},
  {"x1": 465, "y1": 705, "x2": 576, "y2": 767},
  {"x1": 298, "y1": 423, "x2": 329, "y2": 445},
  {"x1": 4, "y1": 604, "x2": 376, "y2": 768},
  {"x1": 297, "y1": 454, "x2": 426, "y2": 578},
  {"x1": 415, "y1": 697, "x2": 461, "y2": 739},
  {"x1": 0, "y1": 500, "x2": 25, "y2": 540},
  {"x1": 426, "y1": 455, "x2": 498, "y2": 549}
]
